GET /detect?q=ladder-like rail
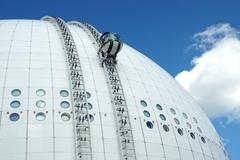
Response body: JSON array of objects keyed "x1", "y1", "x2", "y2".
[
  {"x1": 42, "y1": 16, "x2": 92, "y2": 160},
  {"x1": 69, "y1": 21, "x2": 137, "y2": 160}
]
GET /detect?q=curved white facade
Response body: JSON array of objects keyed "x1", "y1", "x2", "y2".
[{"x1": 0, "y1": 19, "x2": 229, "y2": 160}]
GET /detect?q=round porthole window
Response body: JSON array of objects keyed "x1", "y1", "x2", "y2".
[
  {"x1": 190, "y1": 132, "x2": 195, "y2": 139},
  {"x1": 193, "y1": 117, "x2": 198, "y2": 124},
  {"x1": 60, "y1": 90, "x2": 69, "y2": 97},
  {"x1": 197, "y1": 127, "x2": 202, "y2": 133},
  {"x1": 85, "y1": 92, "x2": 91, "y2": 99},
  {"x1": 163, "y1": 124, "x2": 169, "y2": 132},
  {"x1": 186, "y1": 122, "x2": 192, "y2": 129},
  {"x1": 140, "y1": 100, "x2": 147, "y2": 107},
  {"x1": 10, "y1": 100, "x2": 21, "y2": 108},
  {"x1": 36, "y1": 100, "x2": 46, "y2": 108},
  {"x1": 170, "y1": 108, "x2": 176, "y2": 115},
  {"x1": 201, "y1": 137, "x2": 206, "y2": 143},
  {"x1": 61, "y1": 113, "x2": 71, "y2": 121},
  {"x1": 36, "y1": 112, "x2": 46, "y2": 121},
  {"x1": 83, "y1": 102, "x2": 92, "y2": 110},
  {"x1": 60, "y1": 101, "x2": 70, "y2": 109},
  {"x1": 159, "y1": 114, "x2": 166, "y2": 121},
  {"x1": 177, "y1": 128, "x2": 183, "y2": 136},
  {"x1": 156, "y1": 104, "x2": 162, "y2": 111},
  {"x1": 11, "y1": 89, "x2": 21, "y2": 96},
  {"x1": 85, "y1": 114, "x2": 94, "y2": 122},
  {"x1": 182, "y1": 113, "x2": 188, "y2": 119},
  {"x1": 36, "y1": 89, "x2": 46, "y2": 97},
  {"x1": 174, "y1": 118, "x2": 180, "y2": 125},
  {"x1": 146, "y1": 121, "x2": 153, "y2": 129},
  {"x1": 9, "y1": 113, "x2": 20, "y2": 121},
  {"x1": 143, "y1": 110, "x2": 150, "y2": 117}
]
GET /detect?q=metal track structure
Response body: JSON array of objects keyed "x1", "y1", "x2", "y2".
[
  {"x1": 42, "y1": 16, "x2": 92, "y2": 160},
  {"x1": 69, "y1": 21, "x2": 137, "y2": 160}
]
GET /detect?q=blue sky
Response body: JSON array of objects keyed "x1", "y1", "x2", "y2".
[{"x1": 1, "y1": 0, "x2": 239, "y2": 159}]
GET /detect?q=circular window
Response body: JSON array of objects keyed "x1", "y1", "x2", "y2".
[
  {"x1": 36, "y1": 89, "x2": 46, "y2": 97},
  {"x1": 190, "y1": 132, "x2": 195, "y2": 139},
  {"x1": 146, "y1": 121, "x2": 153, "y2": 129},
  {"x1": 9, "y1": 113, "x2": 20, "y2": 121},
  {"x1": 36, "y1": 112, "x2": 46, "y2": 121},
  {"x1": 170, "y1": 108, "x2": 176, "y2": 115},
  {"x1": 156, "y1": 104, "x2": 162, "y2": 111},
  {"x1": 60, "y1": 90, "x2": 69, "y2": 97},
  {"x1": 193, "y1": 117, "x2": 198, "y2": 124},
  {"x1": 177, "y1": 128, "x2": 183, "y2": 136},
  {"x1": 143, "y1": 110, "x2": 150, "y2": 117},
  {"x1": 10, "y1": 100, "x2": 21, "y2": 108},
  {"x1": 61, "y1": 113, "x2": 71, "y2": 121},
  {"x1": 11, "y1": 89, "x2": 21, "y2": 96},
  {"x1": 60, "y1": 101, "x2": 70, "y2": 108},
  {"x1": 197, "y1": 127, "x2": 202, "y2": 133},
  {"x1": 84, "y1": 102, "x2": 92, "y2": 110},
  {"x1": 85, "y1": 114, "x2": 94, "y2": 122},
  {"x1": 159, "y1": 114, "x2": 166, "y2": 121},
  {"x1": 140, "y1": 100, "x2": 147, "y2": 107},
  {"x1": 85, "y1": 92, "x2": 91, "y2": 99},
  {"x1": 163, "y1": 124, "x2": 169, "y2": 132},
  {"x1": 182, "y1": 113, "x2": 188, "y2": 119},
  {"x1": 36, "y1": 100, "x2": 46, "y2": 108},
  {"x1": 186, "y1": 122, "x2": 192, "y2": 129},
  {"x1": 201, "y1": 137, "x2": 206, "y2": 143},
  {"x1": 174, "y1": 118, "x2": 180, "y2": 125}
]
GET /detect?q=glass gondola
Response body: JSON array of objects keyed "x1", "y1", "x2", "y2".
[{"x1": 98, "y1": 32, "x2": 123, "y2": 63}]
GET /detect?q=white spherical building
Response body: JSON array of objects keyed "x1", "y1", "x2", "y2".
[{"x1": 0, "y1": 16, "x2": 229, "y2": 160}]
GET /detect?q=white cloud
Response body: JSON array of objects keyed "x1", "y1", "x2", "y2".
[{"x1": 176, "y1": 23, "x2": 240, "y2": 121}]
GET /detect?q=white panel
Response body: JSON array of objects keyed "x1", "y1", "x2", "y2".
[
  {"x1": 55, "y1": 124, "x2": 74, "y2": 137},
  {"x1": 145, "y1": 142, "x2": 164, "y2": 157},
  {"x1": 27, "y1": 153, "x2": 53, "y2": 160},
  {"x1": 55, "y1": 138, "x2": 74, "y2": 152},
  {"x1": 0, "y1": 124, "x2": 27, "y2": 138},
  {"x1": 104, "y1": 139, "x2": 119, "y2": 154},
  {"x1": 164, "y1": 145, "x2": 180, "y2": 159},
  {"x1": 159, "y1": 124, "x2": 178, "y2": 146},
  {"x1": 91, "y1": 138, "x2": 104, "y2": 153},
  {"x1": 105, "y1": 153, "x2": 121, "y2": 160},
  {"x1": 0, "y1": 154, "x2": 25, "y2": 160},
  {"x1": 5, "y1": 77, "x2": 28, "y2": 87},
  {"x1": 193, "y1": 151, "x2": 205, "y2": 160},
  {"x1": 101, "y1": 113, "x2": 116, "y2": 126},
  {"x1": 90, "y1": 124, "x2": 103, "y2": 138},
  {"x1": 28, "y1": 124, "x2": 53, "y2": 137},
  {"x1": 174, "y1": 127, "x2": 192, "y2": 150},
  {"x1": 91, "y1": 153, "x2": 105, "y2": 160},
  {"x1": 0, "y1": 138, "x2": 26, "y2": 154},
  {"x1": 102, "y1": 125, "x2": 118, "y2": 139},
  {"x1": 187, "y1": 132, "x2": 203, "y2": 153},
  {"x1": 27, "y1": 138, "x2": 53, "y2": 152},
  {"x1": 179, "y1": 148, "x2": 194, "y2": 159},
  {"x1": 134, "y1": 141, "x2": 147, "y2": 156},
  {"x1": 8, "y1": 60, "x2": 29, "y2": 68},
  {"x1": 55, "y1": 153, "x2": 75, "y2": 160}
]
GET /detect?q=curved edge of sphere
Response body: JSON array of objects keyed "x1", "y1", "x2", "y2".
[{"x1": 0, "y1": 19, "x2": 229, "y2": 160}]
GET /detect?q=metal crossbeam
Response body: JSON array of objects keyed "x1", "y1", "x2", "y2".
[
  {"x1": 42, "y1": 16, "x2": 92, "y2": 160},
  {"x1": 70, "y1": 21, "x2": 137, "y2": 160}
]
